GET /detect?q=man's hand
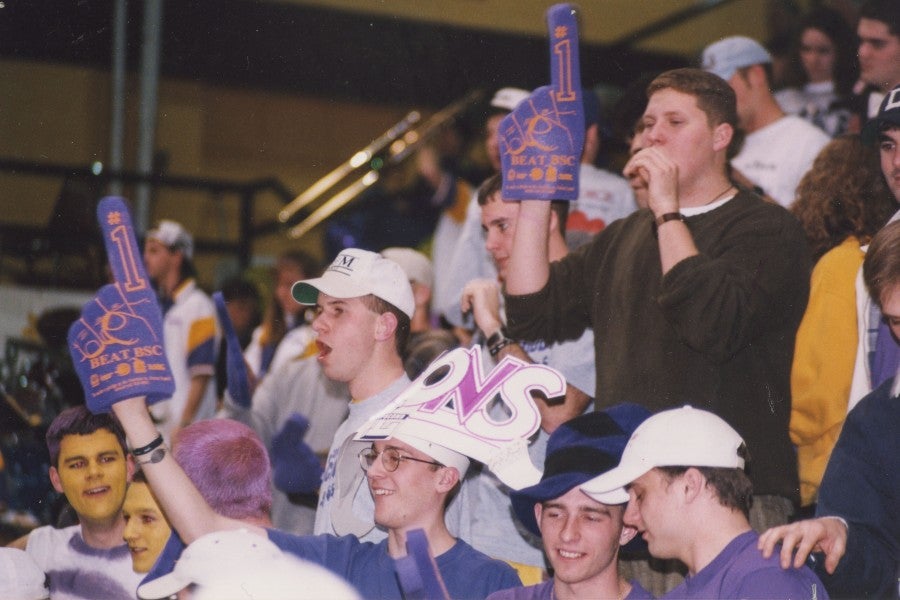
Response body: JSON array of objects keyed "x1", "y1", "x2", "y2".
[
  {"x1": 460, "y1": 279, "x2": 503, "y2": 338},
  {"x1": 499, "y1": 4, "x2": 583, "y2": 201},
  {"x1": 623, "y1": 146, "x2": 679, "y2": 217},
  {"x1": 758, "y1": 516, "x2": 848, "y2": 573},
  {"x1": 68, "y1": 197, "x2": 174, "y2": 413}
]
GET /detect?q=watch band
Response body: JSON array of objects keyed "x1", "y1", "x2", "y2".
[
  {"x1": 487, "y1": 328, "x2": 513, "y2": 357},
  {"x1": 136, "y1": 446, "x2": 167, "y2": 466},
  {"x1": 655, "y1": 212, "x2": 684, "y2": 226}
]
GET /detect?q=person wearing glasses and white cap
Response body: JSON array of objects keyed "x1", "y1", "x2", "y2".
[{"x1": 581, "y1": 406, "x2": 828, "y2": 599}]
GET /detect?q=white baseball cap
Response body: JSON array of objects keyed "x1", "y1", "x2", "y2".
[
  {"x1": 137, "y1": 529, "x2": 358, "y2": 600},
  {"x1": 291, "y1": 248, "x2": 415, "y2": 318},
  {"x1": 581, "y1": 406, "x2": 746, "y2": 500},
  {"x1": 381, "y1": 247, "x2": 434, "y2": 289},
  {"x1": 0, "y1": 548, "x2": 48, "y2": 600},
  {"x1": 391, "y1": 431, "x2": 471, "y2": 477},
  {"x1": 702, "y1": 36, "x2": 772, "y2": 82},
  {"x1": 491, "y1": 87, "x2": 530, "y2": 112},
  {"x1": 146, "y1": 219, "x2": 194, "y2": 260}
]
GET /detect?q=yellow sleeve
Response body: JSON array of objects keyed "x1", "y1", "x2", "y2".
[{"x1": 790, "y1": 238, "x2": 863, "y2": 506}]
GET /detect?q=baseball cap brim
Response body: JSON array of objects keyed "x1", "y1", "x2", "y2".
[
  {"x1": 291, "y1": 274, "x2": 369, "y2": 306},
  {"x1": 137, "y1": 532, "x2": 188, "y2": 599},
  {"x1": 862, "y1": 115, "x2": 900, "y2": 145},
  {"x1": 511, "y1": 472, "x2": 628, "y2": 537},
  {"x1": 580, "y1": 459, "x2": 651, "y2": 503}
]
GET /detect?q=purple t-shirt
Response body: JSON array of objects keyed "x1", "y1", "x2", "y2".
[
  {"x1": 662, "y1": 531, "x2": 828, "y2": 599},
  {"x1": 487, "y1": 578, "x2": 653, "y2": 600}
]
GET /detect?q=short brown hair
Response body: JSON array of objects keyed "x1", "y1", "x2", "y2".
[
  {"x1": 658, "y1": 444, "x2": 753, "y2": 519},
  {"x1": 360, "y1": 294, "x2": 411, "y2": 354},
  {"x1": 647, "y1": 68, "x2": 738, "y2": 131},
  {"x1": 864, "y1": 220, "x2": 900, "y2": 310},
  {"x1": 476, "y1": 173, "x2": 569, "y2": 237}
]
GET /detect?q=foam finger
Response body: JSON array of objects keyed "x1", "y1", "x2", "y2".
[
  {"x1": 546, "y1": 4, "x2": 581, "y2": 102},
  {"x1": 97, "y1": 196, "x2": 152, "y2": 295},
  {"x1": 213, "y1": 291, "x2": 239, "y2": 345}
]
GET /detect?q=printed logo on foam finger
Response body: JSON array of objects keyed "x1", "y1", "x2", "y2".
[
  {"x1": 67, "y1": 197, "x2": 174, "y2": 412},
  {"x1": 500, "y1": 3, "x2": 584, "y2": 201},
  {"x1": 355, "y1": 346, "x2": 566, "y2": 490}
]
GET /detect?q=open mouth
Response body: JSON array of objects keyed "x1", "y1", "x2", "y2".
[
  {"x1": 316, "y1": 341, "x2": 332, "y2": 361},
  {"x1": 84, "y1": 486, "x2": 109, "y2": 497},
  {"x1": 557, "y1": 549, "x2": 584, "y2": 560}
]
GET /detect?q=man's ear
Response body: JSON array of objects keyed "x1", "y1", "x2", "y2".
[
  {"x1": 681, "y1": 467, "x2": 705, "y2": 504},
  {"x1": 412, "y1": 282, "x2": 432, "y2": 308},
  {"x1": 374, "y1": 311, "x2": 399, "y2": 342},
  {"x1": 436, "y1": 466, "x2": 461, "y2": 492},
  {"x1": 49, "y1": 466, "x2": 64, "y2": 494},
  {"x1": 748, "y1": 63, "x2": 769, "y2": 89},
  {"x1": 619, "y1": 523, "x2": 639, "y2": 545},
  {"x1": 533, "y1": 503, "x2": 544, "y2": 534},
  {"x1": 712, "y1": 122, "x2": 733, "y2": 153},
  {"x1": 583, "y1": 123, "x2": 600, "y2": 162},
  {"x1": 125, "y1": 453, "x2": 136, "y2": 483}
]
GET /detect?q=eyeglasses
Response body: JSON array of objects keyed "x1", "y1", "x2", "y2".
[{"x1": 358, "y1": 447, "x2": 443, "y2": 472}]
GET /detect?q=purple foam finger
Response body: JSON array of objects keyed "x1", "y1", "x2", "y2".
[
  {"x1": 68, "y1": 285, "x2": 174, "y2": 412},
  {"x1": 500, "y1": 3, "x2": 583, "y2": 201},
  {"x1": 547, "y1": 3, "x2": 582, "y2": 109},
  {"x1": 395, "y1": 529, "x2": 449, "y2": 600},
  {"x1": 213, "y1": 291, "x2": 253, "y2": 408},
  {"x1": 67, "y1": 198, "x2": 174, "y2": 413},
  {"x1": 97, "y1": 197, "x2": 153, "y2": 298}
]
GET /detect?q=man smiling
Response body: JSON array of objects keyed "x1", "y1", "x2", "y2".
[
  {"x1": 8, "y1": 406, "x2": 142, "y2": 599},
  {"x1": 488, "y1": 406, "x2": 653, "y2": 600}
]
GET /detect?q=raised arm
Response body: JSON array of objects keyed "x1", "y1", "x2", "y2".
[
  {"x1": 505, "y1": 201, "x2": 552, "y2": 295},
  {"x1": 112, "y1": 397, "x2": 252, "y2": 544},
  {"x1": 66, "y1": 198, "x2": 263, "y2": 546},
  {"x1": 501, "y1": 4, "x2": 582, "y2": 296},
  {"x1": 461, "y1": 277, "x2": 590, "y2": 432}
]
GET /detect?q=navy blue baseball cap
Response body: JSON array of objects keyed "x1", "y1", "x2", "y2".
[
  {"x1": 510, "y1": 403, "x2": 651, "y2": 537},
  {"x1": 862, "y1": 84, "x2": 900, "y2": 145}
]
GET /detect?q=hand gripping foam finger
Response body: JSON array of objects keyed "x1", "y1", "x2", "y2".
[
  {"x1": 213, "y1": 291, "x2": 252, "y2": 409},
  {"x1": 395, "y1": 529, "x2": 450, "y2": 600},
  {"x1": 67, "y1": 197, "x2": 174, "y2": 413},
  {"x1": 500, "y1": 3, "x2": 584, "y2": 201},
  {"x1": 271, "y1": 412, "x2": 324, "y2": 495}
]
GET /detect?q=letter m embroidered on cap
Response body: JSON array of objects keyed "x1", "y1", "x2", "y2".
[{"x1": 329, "y1": 253, "x2": 357, "y2": 275}]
